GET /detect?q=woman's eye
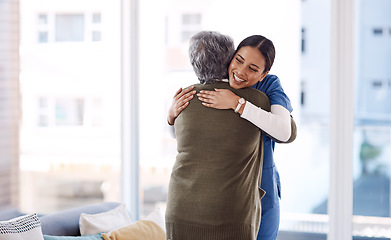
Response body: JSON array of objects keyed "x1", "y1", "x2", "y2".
[
  {"x1": 249, "y1": 67, "x2": 258, "y2": 72},
  {"x1": 235, "y1": 57, "x2": 243, "y2": 63}
]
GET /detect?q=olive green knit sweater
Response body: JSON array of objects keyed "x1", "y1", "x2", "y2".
[{"x1": 165, "y1": 82, "x2": 271, "y2": 240}]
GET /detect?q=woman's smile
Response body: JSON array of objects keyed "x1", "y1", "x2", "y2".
[{"x1": 233, "y1": 73, "x2": 246, "y2": 83}]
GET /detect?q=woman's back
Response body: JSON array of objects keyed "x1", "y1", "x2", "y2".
[{"x1": 166, "y1": 82, "x2": 271, "y2": 240}]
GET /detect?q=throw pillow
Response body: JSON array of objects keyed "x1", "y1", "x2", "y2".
[
  {"x1": 0, "y1": 213, "x2": 44, "y2": 240},
  {"x1": 44, "y1": 234, "x2": 103, "y2": 240},
  {"x1": 41, "y1": 202, "x2": 121, "y2": 236},
  {"x1": 141, "y1": 208, "x2": 165, "y2": 233},
  {"x1": 101, "y1": 208, "x2": 165, "y2": 240},
  {"x1": 79, "y1": 204, "x2": 132, "y2": 236}
]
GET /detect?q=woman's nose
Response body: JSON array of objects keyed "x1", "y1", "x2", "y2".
[{"x1": 236, "y1": 64, "x2": 246, "y2": 75}]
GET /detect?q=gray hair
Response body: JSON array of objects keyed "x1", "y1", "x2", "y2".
[{"x1": 189, "y1": 31, "x2": 235, "y2": 84}]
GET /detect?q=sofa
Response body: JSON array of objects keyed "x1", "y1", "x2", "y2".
[{"x1": 0, "y1": 202, "x2": 166, "y2": 239}]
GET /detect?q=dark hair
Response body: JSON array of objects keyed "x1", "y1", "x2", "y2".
[
  {"x1": 189, "y1": 31, "x2": 235, "y2": 84},
  {"x1": 234, "y1": 35, "x2": 275, "y2": 74}
]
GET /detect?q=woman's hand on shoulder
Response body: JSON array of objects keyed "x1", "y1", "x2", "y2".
[
  {"x1": 167, "y1": 86, "x2": 196, "y2": 125},
  {"x1": 197, "y1": 88, "x2": 240, "y2": 110}
]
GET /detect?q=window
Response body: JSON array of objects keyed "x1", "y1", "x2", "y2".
[
  {"x1": 19, "y1": 4, "x2": 120, "y2": 214},
  {"x1": 139, "y1": 0, "x2": 331, "y2": 238},
  {"x1": 38, "y1": 97, "x2": 49, "y2": 127},
  {"x1": 353, "y1": 0, "x2": 391, "y2": 238},
  {"x1": 38, "y1": 31, "x2": 48, "y2": 43},
  {"x1": 372, "y1": 79, "x2": 383, "y2": 88},
  {"x1": 37, "y1": 12, "x2": 102, "y2": 43},
  {"x1": 92, "y1": 13, "x2": 101, "y2": 24},
  {"x1": 55, "y1": 98, "x2": 84, "y2": 126},
  {"x1": 55, "y1": 14, "x2": 84, "y2": 42},
  {"x1": 92, "y1": 31, "x2": 101, "y2": 41},
  {"x1": 181, "y1": 13, "x2": 201, "y2": 42},
  {"x1": 300, "y1": 81, "x2": 306, "y2": 106},
  {"x1": 38, "y1": 14, "x2": 47, "y2": 24},
  {"x1": 36, "y1": 97, "x2": 103, "y2": 127},
  {"x1": 91, "y1": 13, "x2": 102, "y2": 42},
  {"x1": 373, "y1": 28, "x2": 383, "y2": 36},
  {"x1": 301, "y1": 27, "x2": 306, "y2": 53},
  {"x1": 37, "y1": 14, "x2": 48, "y2": 43}
]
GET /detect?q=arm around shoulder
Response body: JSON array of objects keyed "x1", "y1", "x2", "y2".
[
  {"x1": 241, "y1": 102, "x2": 297, "y2": 143},
  {"x1": 273, "y1": 115, "x2": 297, "y2": 144}
]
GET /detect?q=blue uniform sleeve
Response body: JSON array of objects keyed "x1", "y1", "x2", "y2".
[{"x1": 252, "y1": 74, "x2": 293, "y2": 113}]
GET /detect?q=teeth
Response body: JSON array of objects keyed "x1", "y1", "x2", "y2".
[{"x1": 234, "y1": 74, "x2": 245, "y2": 82}]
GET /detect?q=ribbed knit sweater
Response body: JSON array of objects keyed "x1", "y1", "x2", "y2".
[{"x1": 165, "y1": 82, "x2": 271, "y2": 240}]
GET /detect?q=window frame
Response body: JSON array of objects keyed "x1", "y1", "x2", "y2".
[
  {"x1": 328, "y1": 0, "x2": 355, "y2": 239},
  {"x1": 121, "y1": 0, "x2": 140, "y2": 220}
]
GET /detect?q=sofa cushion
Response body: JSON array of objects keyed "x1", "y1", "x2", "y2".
[
  {"x1": 40, "y1": 202, "x2": 120, "y2": 236},
  {"x1": 101, "y1": 208, "x2": 165, "y2": 240},
  {"x1": 101, "y1": 220, "x2": 165, "y2": 240},
  {"x1": 43, "y1": 234, "x2": 103, "y2": 240},
  {"x1": 0, "y1": 207, "x2": 24, "y2": 221},
  {"x1": 79, "y1": 203, "x2": 132, "y2": 236},
  {"x1": 0, "y1": 213, "x2": 44, "y2": 240}
]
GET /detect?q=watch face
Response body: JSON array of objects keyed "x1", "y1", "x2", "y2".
[{"x1": 239, "y1": 98, "x2": 245, "y2": 104}]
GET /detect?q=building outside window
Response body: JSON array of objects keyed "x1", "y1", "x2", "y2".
[
  {"x1": 55, "y1": 14, "x2": 85, "y2": 42},
  {"x1": 36, "y1": 12, "x2": 102, "y2": 43}
]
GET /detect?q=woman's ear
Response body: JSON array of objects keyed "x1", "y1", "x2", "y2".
[{"x1": 259, "y1": 71, "x2": 269, "y2": 82}]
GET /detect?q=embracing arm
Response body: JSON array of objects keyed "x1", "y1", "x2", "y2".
[
  {"x1": 242, "y1": 102, "x2": 296, "y2": 143},
  {"x1": 197, "y1": 88, "x2": 297, "y2": 143},
  {"x1": 167, "y1": 86, "x2": 196, "y2": 138},
  {"x1": 167, "y1": 86, "x2": 196, "y2": 125}
]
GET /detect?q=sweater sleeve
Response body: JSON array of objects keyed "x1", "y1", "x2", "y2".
[{"x1": 241, "y1": 101, "x2": 291, "y2": 142}]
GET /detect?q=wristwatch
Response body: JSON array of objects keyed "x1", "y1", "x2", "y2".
[{"x1": 234, "y1": 98, "x2": 245, "y2": 113}]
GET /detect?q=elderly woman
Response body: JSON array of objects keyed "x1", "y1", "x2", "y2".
[{"x1": 165, "y1": 31, "x2": 271, "y2": 240}]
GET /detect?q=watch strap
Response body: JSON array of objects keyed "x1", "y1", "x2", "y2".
[{"x1": 234, "y1": 98, "x2": 245, "y2": 113}]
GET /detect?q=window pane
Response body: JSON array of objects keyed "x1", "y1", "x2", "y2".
[
  {"x1": 92, "y1": 13, "x2": 101, "y2": 24},
  {"x1": 38, "y1": 14, "x2": 47, "y2": 25},
  {"x1": 92, "y1": 31, "x2": 101, "y2": 42},
  {"x1": 55, "y1": 14, "x2": 84, "y2": 42},
  {"x1": 353, "y1": 0, "x2": 391, "y2": 238},
  {"x1": 19, "y1": 2, "x2": 121, "y2": 214},
  {"x1": 139, "y1": 1, "x2": 330, "y2": 238},
  {"x1": 55, "y1": 98, "x2": 84, "y2": 126},
  {"x1": 38, "y1": 31, "x2": 48, "y2": 43}
]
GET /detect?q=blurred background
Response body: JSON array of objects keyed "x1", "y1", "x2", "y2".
[{"x1": 1, "y1": 0, "x2": 390, "y2": 239}]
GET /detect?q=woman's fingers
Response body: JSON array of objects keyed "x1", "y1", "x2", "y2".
[
  {"x1": 173, "y1": 87, "x2": 183, "y2": 97},
  {"x1": 198, "y1": 90, "x2": 215, "y2": 97},
  {"x1": 175, "y1": 86, "x2": 195, "y2": 99},
  {"x1": 172, "y1": 86, "x2": 196, "y2": 117},
  {"x1": 197, "y1": 89, "x2": 236, "y2": 110},
  {"x1": 176, "y1": 87, "x2": 196, "y2": 103},
  {"x1": 197, "y1": 90, "x2": 215, "y2": 101}
]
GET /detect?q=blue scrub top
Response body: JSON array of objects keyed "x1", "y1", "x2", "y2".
[{"x1": 252, "y1": 74, "x2": 293, "y2": 209}]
